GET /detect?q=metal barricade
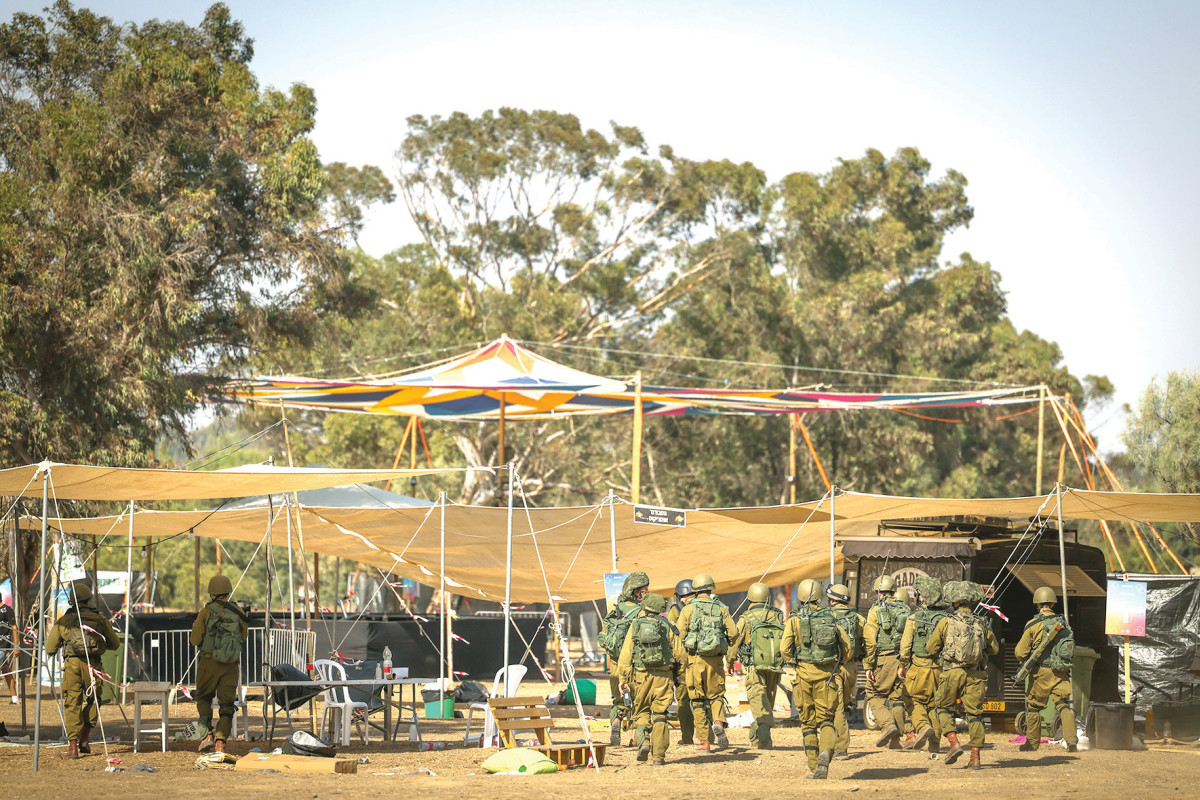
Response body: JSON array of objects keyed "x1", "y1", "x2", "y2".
[{"x1": 141, "y1": 627, "x2": 315, "y2": 686}]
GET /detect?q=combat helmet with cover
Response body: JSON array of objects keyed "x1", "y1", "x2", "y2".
[
  {"x1": 914, "y1": 576, "x2": 944, "y2": 608},
  {"x1": 942, "y1": 580, "x2": 985, "y2": 606},
  {"x1": 795, "y1": 579, "x2": 821, "y2": 605}
]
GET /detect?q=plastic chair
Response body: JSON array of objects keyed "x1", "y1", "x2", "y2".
[
  {"x1": 464, "y1": 664, "x2": 527, "y2": 745},
  {"x1": 314, "y1": 659, "x2": 369, "y2": 746}
]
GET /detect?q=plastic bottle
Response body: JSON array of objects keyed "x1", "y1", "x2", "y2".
[
  {"x1": 419, "y1": 741, "x2": 445, "y2": 751},
  {"x1": 382, "y1": 646, "x2": 393, "y2": 677},
  {"x1": 375, "y1": 662, "x2": 382, "y2": 680}
]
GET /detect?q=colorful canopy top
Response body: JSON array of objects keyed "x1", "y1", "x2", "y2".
[{"x1": 220, "y1": 336, "x2": 1043, "y2": 419}]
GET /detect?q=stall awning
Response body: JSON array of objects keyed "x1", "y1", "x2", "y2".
[
  {"x1": 1006, "y1": 564, "x2": 1107, "y2": 597},
  {"x1": 839, "y1": 535, "x2": 981, "y2": 560}
]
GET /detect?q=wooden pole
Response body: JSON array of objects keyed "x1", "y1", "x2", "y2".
[
  {"x1": 497, "y1": 394, "x2": 507, "y2": 469},
  {"x1": 313, "y1": 553, "x2": 320, "y2": 614},
  {"x1": 632, "y1": 373, "x2": 643, "y2": 504},
  {"x1": 798, "y1": 418, "x2": 830, "y2": 491},
  {"x1": 194, "y1": 534, "x2": 201, "y2": 612},
  {"x1": 788, "y1": 416, "x2": 797, "y2": 504},
  {"x1": 384, "y1": 417, "x2": 415, "y2": 493},
  {"x1": 144, "y1": 537, "x2": 153, "y2": 609},
  {"x1": 1036, "y1": 386, "x2": 1046, "y2": 495}
]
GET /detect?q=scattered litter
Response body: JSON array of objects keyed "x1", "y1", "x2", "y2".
[
  {"x1": 396, "y1": 768, "x2": 437, "y2": 776},
  {"x1": 105, "y1": 766, "x2": 125, "y2": 773},
  {"x1": 249, "y1": 747, "x2": 262, "y2": 753},
  {"x1": 725, "y1": 710, "x2": 754, "y2": 729},
  {"x1": 196, "y1": 752, "x2": 239, "y2": 770},
  {"x1": 357, "y1": 756, "x2": 371, "y2": 764},
  {"x1": 253, "y1": 769, "x2": 280, "y2": 773},
  {"x1": 847, "y1": 786, "x2": 860, "y2": 793},
  {"x1": 272, "y1": 747, "x2": 283, "y2": 755},
  {"x1": 419, "y1": 741, "x2": 446, "y2": 751},
  {"x1": 130, "y1": 764, "x2": 158, "y2": 773},
  {"x1": 107, "y1": 758, "x2": 123, "y2": 765}
]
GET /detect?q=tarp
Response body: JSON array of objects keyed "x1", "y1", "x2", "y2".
[
  {"x1": 0, "y1": 461, "x2": 470, "y2": 501},
  {"x1": 223, "y1": 335, "x2": 1044, "y2": 419},
  {"x1": 38, "y1": 487, "x2": 1200, "y2": 604},
  {"x1": 1110, "y1": 574, "x2": 1200, "y2": 714}
]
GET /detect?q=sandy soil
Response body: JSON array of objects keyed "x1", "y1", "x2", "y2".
[{"x1": 2, "y1": 683, "x2": 1197, "y2": 800}]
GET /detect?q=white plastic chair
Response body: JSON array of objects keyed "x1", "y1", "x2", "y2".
[
  {"x1": 464, "y1": 664, "x2": 527, "y2": 746},
  {"x1": 314, "y1": 659, "x2": 369, "y2": 746}
]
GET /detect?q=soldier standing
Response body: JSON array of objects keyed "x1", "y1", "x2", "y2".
[
  {"x1": 1014, "y1": 586, "x2": 1078, "y2": 753},
  {"x1": 600, "y1": 571, "x2": 649, "y2": 745},
  {"x1": 926, "y1": 581, "x2": 1000, "y2": 770},
  {"x1": 667, "y1": 579, "x2": 695, "y2": 745},
  {"x1": 899, "y1": 576, "x2": 950, "y2": 753},
  {"x1": 728, "y1": 582, "x2": 786, "y2": 749},
  {"x1": 782, "y1": 579, "x2": 850, "y2": 780},
  {"x1": 864, "y1": 575, "x2": 910, "y2": 748},
  {"x1": 826, "y1": 583, "x2": 865, "y2": 760},
  {"x1": 45, "y1": 583, "x2": 119, "y2": 759},
  {"x1": 675, "y1": 573, "x2": 738, "y2": 751},
  {"x1": 192, "y1": 574, "x2": 249, "y2": 753},
  {"x1": 616, "y1": 592, "x2": 688, "y2": 765}
]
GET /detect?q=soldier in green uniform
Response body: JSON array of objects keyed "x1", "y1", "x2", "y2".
[
  {"x1": 616, "y1": 592, "x2": 688, "y2": 765},
  {"x1": 864, "y1": 575, "x2": 910, "y2": 748},
  {"x1": 782, "y1": 579, "x2": 851, "y2": 780},
  {"x1": 1014, "y1": 586, "x2": 1078, "y2": 753},
  {"x1": 600, "y1": 571, "x2": 649, "y2": 745},
  {"x1": 926, "y1": 580, "x2": 1000, "y2": 770},
  {"x1": 825, "y1": 583, "x2": 865, "y2": 760},
  {"x1": 192, "y1": 574, "x2": 249, "y2": 753},
  {"x1": 899, "y1": 576, "x2": 949, "y2": 753},
  {"x1": 728, "y1": 582, "x2": 785, "y2": 749},
  {"x1": 45, "y1": 583, "x2": 120, "y2": 759},
  {"x1": 667, "y1": 579, "x2": 695, "y2": 745},
  {"x1": 675, "y1": 573, "x2": 738, "y2": 751}
]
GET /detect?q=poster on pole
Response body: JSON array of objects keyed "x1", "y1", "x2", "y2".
[
  {"x1": 603, "y1": 573, "x2": 630, "y2": 615},
  {"x1": 1105, "y1": 579, "x2": 1147, "y2": 637}
]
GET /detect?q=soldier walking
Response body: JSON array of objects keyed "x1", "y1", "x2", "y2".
[
  {"x1": 899, "y1": 576, "x2": 949, "y2": 752},
  {"x1": 864, "y1": 575, "x2": 910, "y2": 748},
  {"x1": 45, "y1": 583, "x2": 119, "y2": 759},
  {"x1": 675, "y1": 573, "x2": 738, "y2": 751},
  {"x1": 728, "y1": 582, "x2": 786, "y2": 749},
  {"x1": 600, "y1": 571, "x2": 650, "y2": 745},
  {"x1": 1015, "y1": 586, "x2": 1078, "y2": 753},
  {"x1": 926, "y1": 581, "x2": 999, "y2": 770},
  {"x1": 192, "y1": 574, "x2": 249, "y2": 753},
  {"x1": 615, "y1": 592, "x2": 688, "y2": 765},
  {"x1": 667, "y1": 579, "x2": 695, "y2": 745},
  {"x1": 826, "y1": 583, "x2": 865, "y2": 760}
]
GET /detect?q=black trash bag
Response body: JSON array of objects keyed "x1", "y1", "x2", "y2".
[
  {"x1": 271, "y1": 664, "x2": 323, "y2": 710},
  {"x1": 283, "y1": 730, "x2": 337, "y2": 758},
  {"x1": 455, "y1": 681, "x2": 489, "y2": 704}
]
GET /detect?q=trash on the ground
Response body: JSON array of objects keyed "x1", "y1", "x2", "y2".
[
  {"x1": 847, "y1": 786, "x2": 860, "y2": 792},
  {"x1": 396, "y1": 768, "x2": 437, "y2": 776},
  {"x1": 725, "y1": 710, "x2": 754, "y2": 728},
  {"x1": 196, "y1": 752, "x2": 239, "y2": 770},
  {"x1": 420, "y1": 741, "x2": 446, "y2": 751},
  {"x1": 283, "y1": 730, "x2": 337, "y2": 758},
  {"x1": 130, "y1": 764, "x2": 158, "y2": 773},
  {"x1": 105, "y1": 766, "x2": 125, "y2": 773},
  {"x1": 357, "y1": 756, "x2": 370, "y2": 764}
]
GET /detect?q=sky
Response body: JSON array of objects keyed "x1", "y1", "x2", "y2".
[{"x1": 11, "y1": 1, "x2": 1200, "y2": 450}]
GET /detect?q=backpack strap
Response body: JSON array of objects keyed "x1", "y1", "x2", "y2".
[{"x1": 214, "y1": 598, "x2": 250, "y2": 625}]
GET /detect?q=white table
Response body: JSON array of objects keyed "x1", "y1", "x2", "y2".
[{"x1": 249, "y1": 676, "x2": 431, "y2": 745}]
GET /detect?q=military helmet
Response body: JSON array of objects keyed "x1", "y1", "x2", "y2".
[
  {"x1": 895, "y1": 587, "x2": 912, "y2": 605},
  {"x1": 691, "y1": 573, "x2": 716, "y2": 593},
  {"x1": 874, "y1": 574, "x2": 896, "y2": 593},
  {"x1": 915, "y1": 576, "x2": 943, "y2": 607},
  {"x1": 942, "y1": 580, "x2": 984, "y2": 605},
  {"x1": 71, "y1": 582, "x2": 93, "y2": 603},
  {"x1": 674, "y1": 579, "x2": 695, "y2": 599},
  {"x1": 641, "y1": 592, "x2": 668, "y2": 613},
  {"x1": 826, "y1": 583, "x2": 851, "y2": 604},
  {"x1": 796, "y1": 579, "x2": 821, "y2": 603},
  {"x1": 747, "y1": 582, "x2": 770, "y2": 603},
  {"x1": 1033, "y1": 586, "x2": 1057, "y2": 605},
  {"x1": 208, "y1": 574, "x2": 234, "y2": 596}
]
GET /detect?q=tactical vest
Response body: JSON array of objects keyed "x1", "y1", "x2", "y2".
[
  {"x1": 684, "y1": 596, "x2": 730, "y2": 656},
  {"x1": 940, "y1": 609, "x2": 985, "y2": 670},
  {"x1": 872, "y1": 600, "x2": 909, "y2": 653},
  {"x1": 909, "y1": 607, "x2": 949, "y2": 660},
  {"x1": 599, "y1": 601, "x2": 641, "y2": 659},
  {"x1": 630, "y1": 615, "x2": 674, "y2": 670},
  {"x1": 1036, "y1": 614, "x2": 1075, "y2": 671},
  {"x1": 793, "y1": 605, "x2": 841, "y2": 666},
  {"x1": 60, "y1": 609, "x2": 108, "y2": 658},
  {"x1": 201, "y1": 602, "x2": 243, "y2": 663},
  {"x1": 830, "y1": 606, "x2": 864, "y2": 661},
  {"x1": 743, "y1": 605, "x2": 786, "y2": 672}
]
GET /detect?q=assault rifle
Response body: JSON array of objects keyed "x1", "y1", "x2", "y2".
[{"x1": 1012, "y1": 619, "x2": 1063, "y2": 684}]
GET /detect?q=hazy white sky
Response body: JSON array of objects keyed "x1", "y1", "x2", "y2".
[{"x1": 13, "y1": 1, "x2": 1200, "y2": 447}]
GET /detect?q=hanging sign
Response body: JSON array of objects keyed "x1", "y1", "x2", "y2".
[
  {"x1": 633, "y1": 505, "x2": 687, "y2": 527},
  {"x1": 603, "y1": 573, "x2": 630, "y2": 615},
  {"x1": 1105, "y1": 579, "x2": 1147, "y2": 637}
]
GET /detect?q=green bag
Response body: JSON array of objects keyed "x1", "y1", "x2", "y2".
[
  {"x1": 598, "y1": 602, "x2": 640, "y2": 659},
  {"x1": 909, "y1": 607, "x2": 948, "y2": 660},
  {"x1": 684, "y1": 596, "x2": 729, "y2": 657},
  {"x1": 632, "y1": 616, "x2": 673, "y2": 669},
  {"x1": 747, "y1": 608, "x2": 785, "y2": 673},
  {"x1": 940, "y1": 609, "x2": 985, "y2": 669},
  {"x1": 201, "y1": 602, "x2": 243, "y2": 664},
  {"x1": 873, "y1": 600, "x2": 909, "y2": 653},
  {"x1": 795, "y1": 607, "x2": 840, "y2": 666},
  {"x1": 830, "y1": 606, "x2": 865, "y2": 660},
  {"x1": 1041, "y1": 615, "x2": 1075, "y2": 671}
]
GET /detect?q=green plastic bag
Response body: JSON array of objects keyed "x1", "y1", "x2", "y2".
[{"x1": 480, "y1": 747, "x2": 559, "y2": 774}]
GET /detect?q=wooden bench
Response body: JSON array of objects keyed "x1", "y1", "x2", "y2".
[{"x1": 487, "y1": 696, "x2": 607, "y2": 769}]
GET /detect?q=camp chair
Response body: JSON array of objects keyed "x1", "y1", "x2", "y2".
[
  {"x1": 464, "y1": 664, "x2": 527, "y2": 745},
  {"x1": 266, "y1": 663, "x2": 323, "y2": 743},
  {"x1": 314, "y1": 659, "x2": 369, "y2": 746},
  {"x1": 486, "y1": 695, "x2": 607, "y2": 769}
]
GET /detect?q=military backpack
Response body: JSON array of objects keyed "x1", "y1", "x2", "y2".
[
  {"x1": 631, "y1": 615, "x2": 674, "y2": 669},
  {"x1": 794, "y1": 606, "x2": 841, "y2": 666},
  {"x1": 201, "y1": 602, "x2": 244, "y2": 664},
  {"x1": 830, "y1": 606, "x2": 865, "y2": 661},
  {"x1": 684, "y1": 596, "x2": 729, "y2": 656},
  {"x1": 745, "y1": 606, "x2": 786, "y2": 672},
  {"x1": 908, "y1": 607, "x2": 949, "y2": 660},
  {"x1": 1037, "y1": 614, "x2": 1075, "y2": 671},
  {"x1": 598, "y1": 602, "x2": 641, "y2": 659},
  {"x1": 61, "y1": 611, "x2": 107, "y2": 658},
  {"x1": 873, "y1": 600, "x2": 909, "y2": 653},
  {"x1": 940, "y1": 609, "x2": 985, "y2": 669}
]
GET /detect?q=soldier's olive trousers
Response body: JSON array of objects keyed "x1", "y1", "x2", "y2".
[
  {"x1": 196, "y1": 656, "x2": 239, "y2": 740},
  {"x1": 904, "y1": 664, "x2": 942, "y2": 739},
  {"x1": 833, "y1": 662, "x2": 858, "y2": 753},
  {"x1": 1025, "y1": 667, "x2": 1077, "y2": 748},
  {"x1": 933, "y1": 666, "x2": 987, "y2": 748},
  {"x1": 867, "y1": 653, "x2": 906, "y2": 733},
  {"x1": 62, "y1": 656, "x2": 101, "y2": 741},
  {"x1": 684, "y1": 654, "x2": 728, "y2": 743},
  {"x1": 745, "y1": 667, "x2": 782, "y2": 746},
  {"x1": 631, "y1": 668, "x2": 676, "y2": 761},
  {"x1": 795, "y1": 666, "x2": 839, "y2": 771},
  {"x1": 676, "y1": 679, "x2": 695, "y2": 743},
  {"x1": 609, "y1": 675, "x2": 630, "y2": 727}
]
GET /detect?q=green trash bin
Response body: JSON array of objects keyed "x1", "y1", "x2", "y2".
[
  {"x1": 1032, "y1": 644, "x2": 1100, "y2": 737},
  {"x1": 561, "y1": 678, "x2": 597, "y2": 705}
]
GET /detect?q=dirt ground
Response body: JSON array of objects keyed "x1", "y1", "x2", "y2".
[{"x1": 2, "y1": 680, "x2": 1198, "y2": 800}]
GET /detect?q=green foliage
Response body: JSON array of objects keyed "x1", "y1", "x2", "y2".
[{"x1": 1124, "y1": 371, "x2": 1200, "y2": 495}]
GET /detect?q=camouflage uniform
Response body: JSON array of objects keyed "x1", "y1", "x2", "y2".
[
  {"x1": 927, "y1": 596, "x2": 999, "y2": 767},
  {"x1": 828, "y1": 602, "x2": 865, "y2": 757},
  {"x1": 1014, "y1": 607, "x2": 1078, "y2": 750},
  {"x1": 615, "y1": 594, "x2": 688, "y2": 764},
  {"x1": 667, "y1": 600, "x2": 695, "y2": 744},
  {"x1": 899, "y1": 578, "x2": 949, "y2": 752},
  {"x1": 675, "y1": 590, "x2": 738, "y2": 748},
  {"x1": 782, "y1": 599, "x2": 851, "y2": 776},
  {"x1": 191, "y1": 596, "x2": 249, "y2": 743},
  {"x1": 602, "y1": 572, "x2": 649, "y2": 742},
  {"x1": 45, "y1": 586, "x2": 119, "y2": 757},
  {"x1": 728, "y1": 600, "x2": 786, "y2": 748},
  {"x1": 864, "y1": 597, "x2": 909, "y2": 743}
]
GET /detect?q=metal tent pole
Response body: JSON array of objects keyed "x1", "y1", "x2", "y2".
[
  {"x1": 122, "y1": 500, "x2": 134, "y2": 702},
  {"x1": 608, "y1": 490, "x2": 617, "y2": 572},
  {"x1": 32, "y1": 467, "x2": 49, "y2": 771},
  {"x1": 829, "y1": 486, "x2": 837, "y2": 586},
  {"x1": 503, "y1": 464, "x2": 514, "y2": 691},
  {"x1": 285, "y1": 497, "x2": 296, "y2": 633},
  {"x1": 1055, "y1": 483, "x2": 1070, "y2": 624},
  {"x1": 439, "y1": 493, "x2": 446, "y2": 704}
]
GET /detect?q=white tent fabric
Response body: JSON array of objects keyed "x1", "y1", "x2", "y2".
[{"x1": 40, "y1": 487, "x2": 1200, "y2": 603}]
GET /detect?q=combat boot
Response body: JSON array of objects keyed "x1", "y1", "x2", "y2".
[
  {"x1": 712, "y1": 723, "x2": 729, "y2": 749},
  {"x1": 78, "y1": 725, "x2": 92, "y2": 754},
  {"x1": 637, "y1": 740, "x2": 650, "y2": 761},
  {"x1": 903, "y1": 727, "x2": 931, "y2": 750},
  {"x1": 696, "y1": 740, "x2": 711, "y2": 751},
  {"x1": 65, "y1": 739, "x2": 80, "y2": 759},
  {"x1": 198, "y1": 733, "x2": 215, "y2": 752},
  {"x1": 943, "y1": 731, "x2": 966, "y2": 765},
  {"x1": 811, "y1": 749, "x2": 831, "y2": 780},
  {"x1": 214, "y1": 738, "x2": 226, "y2": 754},
  {"x1": 875, "y1": 724, "x2": 900, "y2": 747},
  {"x1": 968, "y1": 747, "x2": 981, "y2": 770},
  {"x1": 901, "y1": 731, "x2": 916, "y2": 749},
  {"x1": 610, "y1": 718, "x2": 622, "y2": 746}
]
